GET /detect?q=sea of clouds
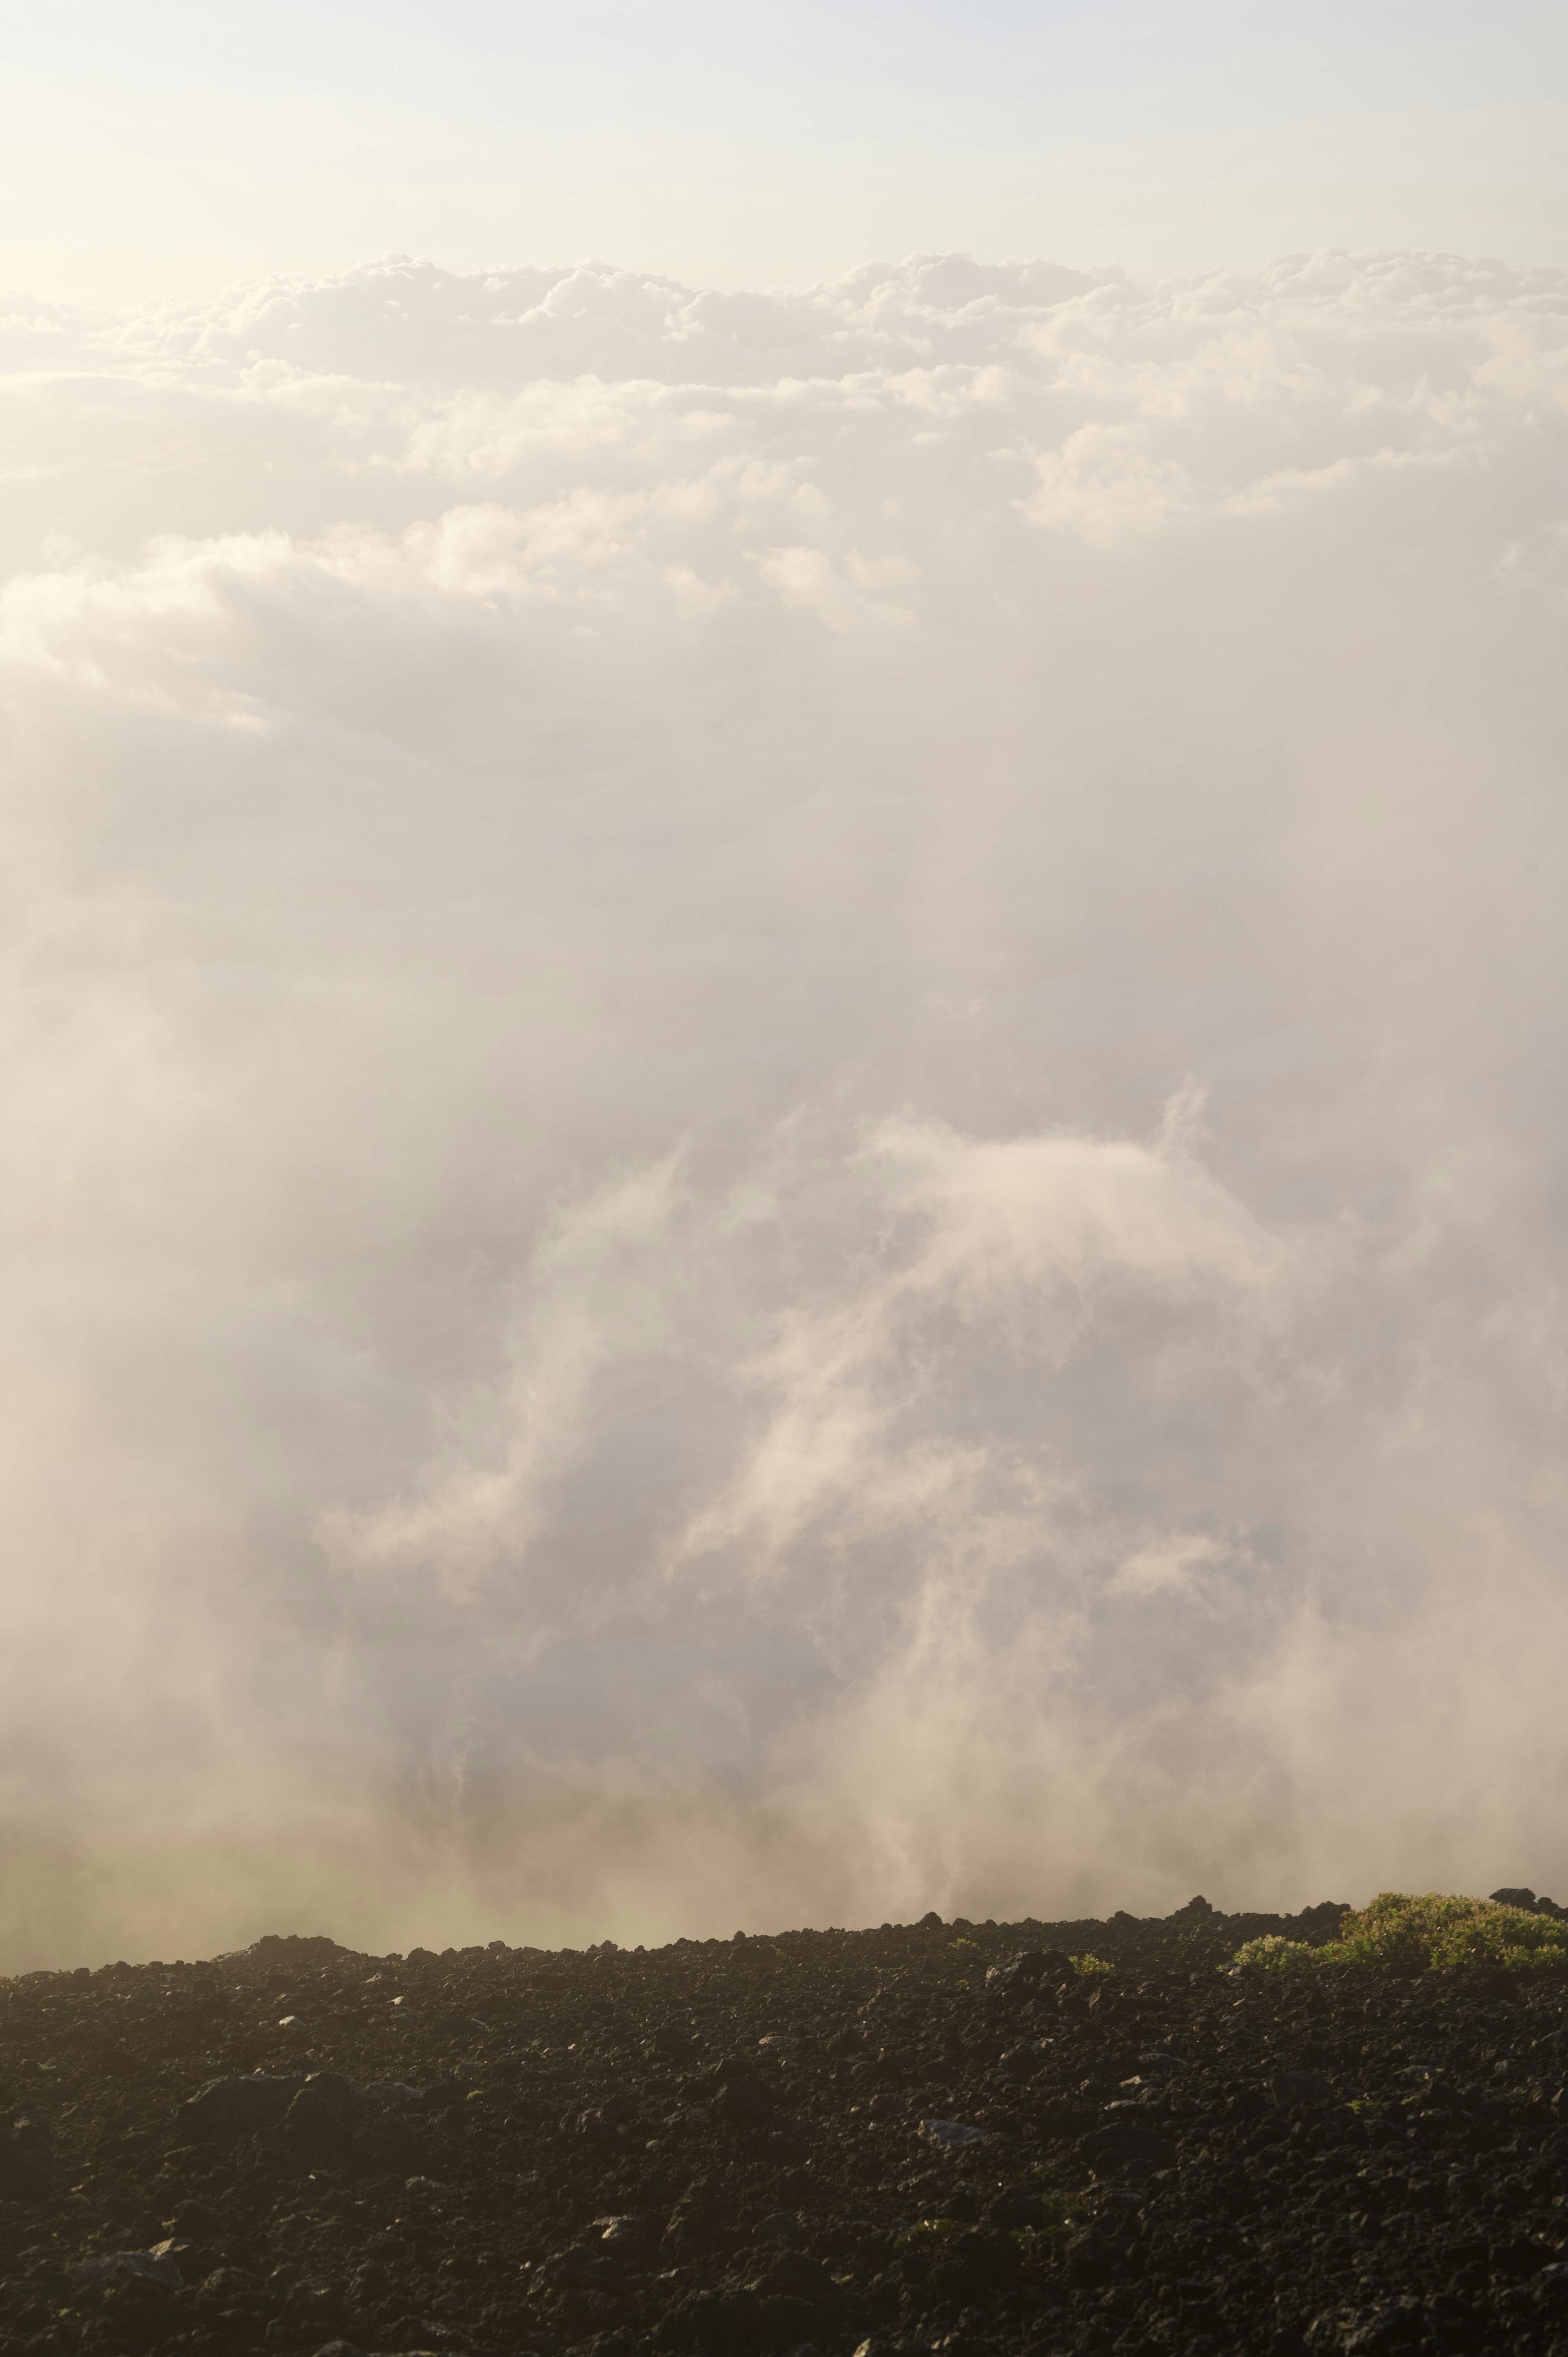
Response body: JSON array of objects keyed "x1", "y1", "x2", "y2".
[{"x1": 2, "y1": 249, "x2": 1567, "y2": 1967}]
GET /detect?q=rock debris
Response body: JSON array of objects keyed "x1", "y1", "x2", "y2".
[{"x1": 0, "y1": 1904, "x2": 1563, "y2": 2357}]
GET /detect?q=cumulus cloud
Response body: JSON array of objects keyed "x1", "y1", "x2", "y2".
[{"x1": 1, "y1": 248, "x2": 1567, "y2": 1965}]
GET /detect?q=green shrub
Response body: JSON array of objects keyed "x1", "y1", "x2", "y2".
[
  {"x1": 1070, "y1": 1952, "x2": 1113, "y2": 1977},
  {"x1": 1229, "y1": 1892, "x2": 1568, "y2": 1976},
  {"x1": 1332, "y1": 1891, "x2": 1567, "y2": 1971},
  {"x1": 1232, "y1": 1934, "x2": 1319, "y2": 1972}
]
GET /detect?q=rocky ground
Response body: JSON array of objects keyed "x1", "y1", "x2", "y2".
[{"x1": 1, "y1": 1895, "x2": 1565, "y2": 2357}]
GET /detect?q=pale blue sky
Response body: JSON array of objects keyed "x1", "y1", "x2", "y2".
[{"x1": 4, "y1": 0, "x2": 1565, "y2": 303}]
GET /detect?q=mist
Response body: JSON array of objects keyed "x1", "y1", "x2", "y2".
[{"x1": 2, "y1": 248, "x2": 1566, "y2": 1970}]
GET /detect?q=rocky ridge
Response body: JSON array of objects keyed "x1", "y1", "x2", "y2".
[{"x1": 0, "y1": 1894, "x2": 1564, "y2": 2357}]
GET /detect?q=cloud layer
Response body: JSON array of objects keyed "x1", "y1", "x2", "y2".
[{"x1": 2, "y1": 250, "x2": 1567, "y2": 1966}]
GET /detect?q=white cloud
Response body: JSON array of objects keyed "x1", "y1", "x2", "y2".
[
  {"x1": 1111, "y1": 1534, "x2": 1229, "y2": 1598},
  {"x1": 2, "y1": 249, "x2": 1568, "y2": 1964}
]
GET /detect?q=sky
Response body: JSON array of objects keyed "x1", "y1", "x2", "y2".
[
  {"x1": 1, "y1": 10, "x2": 1567, "y2": 1971},
  {"x1": 2, "y1": 0, "x2": 1566, "y2": 302}
]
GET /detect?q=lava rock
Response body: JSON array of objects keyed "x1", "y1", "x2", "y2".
[
  {"x1": 1062, "y1": 2227, "x2": 1117, "y2": 2288},
  {"x1": 1272, "y1": 2069, "x2": 1336, "y2": 2109},
  {"x1": 714, "y1": 2069, "x2": 775, "y2": 2125},
  {"x1": 0, "y1": 2123, "x2": 59, "y2": 2202},
  {"x1": 285, "y1": 2068, "x2": 363, "y2": 2138},
  {"x1": 1081, "y1": 2118, "x2": 1174, "y2": 2169},
  {"x1": 7, "y1": 1891, "x2": 1566, "y2": 2357},
  {"x1": 750, "y1": 2210, "x2": 804, "y2": 2246},
  {"x1": 988, "y1": 2188, "x2": 1048, "y2": 2230},
  {"x1": 661, "y1": 2177, "x2": 730, "y2": 2262},
  {"x1": 919, "y1": 2117, "x2": 985, "y2": 2152},
  {"x1": 749, "y1": 2247, "x2": 836, "y2": 2302},
  {"x1": 931, "y1": 2225, "x2": 1019, "y2": 2300},
  {"x1": 657, "y1": 2284, "x2": 769, "y2": 2351},
  {"x1": 181, "y1": 2071, "x2": 305, "y2": 2137},
  {"x1": 69, "y1": 2247, "x2": 185, "y2": 2292},
  {"x1": 1535, "y1": 2261, "x2": 1568, "y2": 2313},
  {"x1": 1314, "y1": 2300, "x2": 1427, "y2": 2354}
]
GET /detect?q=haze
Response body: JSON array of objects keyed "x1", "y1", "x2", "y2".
[
  {"x1": 1, "y1": 6, "x2": 1566, "y2": 1973},
  {"x1": 2, "y1": 1, "x2": 1566, "y2": 301}
]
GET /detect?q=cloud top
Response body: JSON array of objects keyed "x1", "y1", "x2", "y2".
[{"x1": 2, "y1": 250, "x2": 1567, "y2": 1965}]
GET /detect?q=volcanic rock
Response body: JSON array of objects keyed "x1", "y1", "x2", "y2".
[{"x1": 0, "y1": 1896, "x2": 1562, "y2": 2357}]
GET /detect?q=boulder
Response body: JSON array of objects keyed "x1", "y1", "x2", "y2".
[
  {"x1": 70, "y1": 2248, "x2": 184, "y2": 2292},
  {"x1": 0, "y1": 2123, "x2": 62, "y2": 2203},
  {"x1": 1272, "y1": 2070, "x2": 1336, "y2": 2111},
  {"x1": 181, "y1": 2073, "x2": 305, "y2": 2138}
]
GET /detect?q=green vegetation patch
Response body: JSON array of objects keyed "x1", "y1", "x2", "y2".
[
  {"x1": 901, "y1": 2217, "x2": 964, "y2": 2245},
  {"x1": 1025, "y1": 2165, "x2": 1094, "y2": 2240},
  {"x1": 1334, "y1": 1891, "x2": 1567, "y2": 1971},
  {"x1": 1069, "y1": 1952, "x2": 1113, "y2": 1977},
  {"x1": 1231, "y1": 1934, "x2": 1319, "y2": 1972},
  {"x1": 1232, "y1": 1892, "x2": 1568, "y2": 1976}
]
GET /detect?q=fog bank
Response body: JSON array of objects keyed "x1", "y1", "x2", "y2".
[{"x1": 2, "y1": 250, "x2": 1567, "y2": 1967}]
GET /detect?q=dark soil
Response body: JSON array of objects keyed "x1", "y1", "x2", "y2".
[{"x1": 2, "y1": 1896, "x2": 1565, "y2": 2357}]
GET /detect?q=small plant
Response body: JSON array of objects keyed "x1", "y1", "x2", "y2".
[
  {"x1": 949, "y1": 1937, "x2": 977, "y2": 1951},
  {"x1": 1025, "y1": 2167, "x2": 1094, "y2": 2239},
  {"x1": 900, "y1": 2217, "x2": 963, "y2": 2245},
  {"x1": 1070, "y1": 1952, "x2": 1113, "y2": 1977}
]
